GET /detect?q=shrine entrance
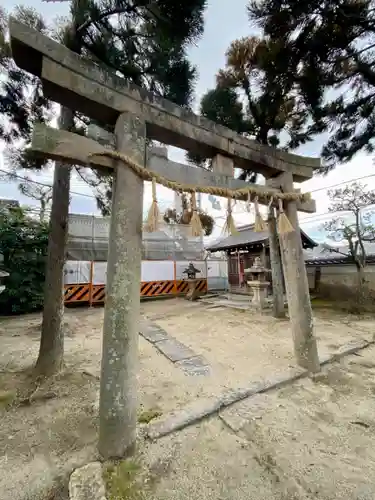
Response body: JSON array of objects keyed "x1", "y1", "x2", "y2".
[{"x1": 9, "y1": 16, "x2": 321, "y2": 459}]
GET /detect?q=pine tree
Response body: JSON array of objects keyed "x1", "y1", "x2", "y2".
[
  {"x1": 186, "y1": 86, "x2": 253, "y2": 177},
  {"x1": 0, "y1": 6, "x2": 53, "y2": 168},
  {"x1": 248, "y1": 0, "x2": 375, "y2": 169},
  {"x1": 191, "y1": 36, "x2": 310, "y2": 178},
  {"x1": 1, "y1": 0, "x2": 207, "y2": 375},
  {"x1": 194, "y1": 35, "x2": 308, "y2": 318}
]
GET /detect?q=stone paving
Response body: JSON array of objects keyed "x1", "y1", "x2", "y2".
[{"x1": 139, "y1": 320, "x2": 211, "y2": 376}]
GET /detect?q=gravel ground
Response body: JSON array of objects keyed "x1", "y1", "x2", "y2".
[{"x1": 0, "y1": 298, "x2": 374, "y2": 500}]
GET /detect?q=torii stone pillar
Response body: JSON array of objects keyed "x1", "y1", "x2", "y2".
[
  {"x1": 267, "y1": 208, "x2": 285, "y2": 318},
  {"x1": 269, "y1": 172, "x2": 320, "y2": 373},
  {"x1": 98, "y1": 112, "x2": 145, "y2": 459}
]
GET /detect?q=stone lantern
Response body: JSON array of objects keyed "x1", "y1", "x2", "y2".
[
  {"x1": 182, "y1": 263, "x2": 201, "y2": 301},
  {"x1": 244, "y1": 257, "x2": 270, "y2": 310}
]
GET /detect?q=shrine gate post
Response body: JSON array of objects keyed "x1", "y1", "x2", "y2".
[{"x1": 98, "y1": 112, "x2": 145, "y2": 458}]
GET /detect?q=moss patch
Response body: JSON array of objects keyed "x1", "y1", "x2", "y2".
[
  {"x1": 103, "y1": 460, "x2": 143, "y2": 500},
  {"x1": 138, "y1": 408, "x2": 162, "y2": 424},
  {"x1": 311, "y1": 297, "x2": 336, "y2": 309},
  {"x1": 0, "y1": 390, "x2": 16, "y2": 409},
  {"x1": 311, "y1": 296, "x2": 375, "y2": 315}
]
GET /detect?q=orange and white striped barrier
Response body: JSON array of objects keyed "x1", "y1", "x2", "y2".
[{"x1": 64, "y1": 279, "x2": 207, "y2": 305}]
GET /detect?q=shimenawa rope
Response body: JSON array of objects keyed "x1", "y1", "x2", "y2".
[{"x1": 88, "y1": 150, "x2": 308, "y2": 236}]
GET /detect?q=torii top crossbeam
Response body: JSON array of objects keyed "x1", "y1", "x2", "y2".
[{"x1": 9, "y1": 18, "x2": 320, "y2": 183}]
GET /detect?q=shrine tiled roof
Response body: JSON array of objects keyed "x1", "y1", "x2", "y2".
[
  {"x1": 303, "y1": 242, "x2": 375, "y2": 266},
  {"x1": 206, "y1": 224, "x2": 317, "y2": 252}
]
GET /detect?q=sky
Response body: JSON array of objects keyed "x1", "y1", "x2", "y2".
[{"x1": 1, "y1": 0, "x2": 375, "y2": 244}]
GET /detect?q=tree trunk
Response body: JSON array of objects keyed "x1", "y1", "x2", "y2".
[
  {"x1": 268, "y1": 207, "x2": 285, "y2": 318},
  {"x1": 356, "y1": 263, "x2": 365, "y2": 284},
  {"x1": 314, "y1": 267, "x2": 321, "y2": 294},
  {"x1": 34, "y1": 106, "x2": 73, "y2": 377},
  {"x1": 355, "y1": 263, "x2": 366, "y2": 308},
  {"x1": 40, "y1": 199, "x2": 46, "y2": 223}
]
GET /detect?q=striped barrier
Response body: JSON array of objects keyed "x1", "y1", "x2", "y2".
[
  {"x1": 175, "y1": 279, "x2": 207, "y2": 295},
  {"x1": 196, "y1": 279, "x2": 208, "y2": 293},
  {"x1": 64, "y1": 284, "x2": 90, "y2": 303},
  {"x1": 91, "y1": 284, "x2": 105, "y2": 303},
  {"x1": 140, "y1": 280, "x2": 175, "y2": 297},
  {"x1": 64, "y1": 279, "x2": 207, "y2": 305},
  {"x1": 176, "y1": 280, "x2": 189, "y2": 294}
]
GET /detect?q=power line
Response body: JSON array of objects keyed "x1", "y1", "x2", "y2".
[
  {"x1": 209, "y1": 173, "x2": 375, "y2": 223},
  {"x1": 0, "y1": 168, "x2": 97, "y2": 200},
  {"x1": 3, "y1": 167, "x2": 375, "y2": 224},
  {"x1": 6, "y1": 167, "x2": 374, "y2": 203},
  {"x1": 308, "y1": 172, "x2": 375, "y2": 194},
  {"x1": 0, "y1": 167, "x2": 165, "y2": 204}
]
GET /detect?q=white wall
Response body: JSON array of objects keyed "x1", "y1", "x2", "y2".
[
  {"x1": 141, "y1": 261, "x2": 174, "y2": 281},
  {"x1": 64, "y1": 259, "x2": 206, "y2": 285}
]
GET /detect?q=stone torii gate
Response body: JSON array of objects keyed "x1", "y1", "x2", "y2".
[{"x1": 9, "y1": 18, "x2": 321, "y2": 458}]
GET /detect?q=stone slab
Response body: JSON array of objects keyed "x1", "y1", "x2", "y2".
[
  {"x1": 218, "y1": 300, "x2": 249, "y2": 310},
  {"x1": 320, "y1": 339, "x2": 373, "y2": 366},
  {"x1": 219, "y1": 367, "x2": 307, "y2": 407},
  {"x1": 204, "y1": 305, "x2": 227, "y2": 311},
  {"x1": 69, "y1": 462, "x2": 106, "y2": 500},
  {"x1": 140, "y1": 324, "x2": 168, "y2": 343},
  {"x1": 202, "y1": 293, "x2": 221, "y2": 299},
  {"x1": 175, "y1": 355, "x2": 211, "y2": 376},
  {"x1": 154, "y1": 337, "x2": 196, "y2": 363},
  {"x1": 319, "y1": 353, "x2": 333, "y2": 365},
  {"x1": 147, "y1": 369, "x2": 308, "y2": 440},
  {"x1": 219, "y1": 393, "x2": 269, "y2": 433},
  {"x1": 140, "y1": 320, "x2": 211, "y2": 375},
  {"x1": 334, "y1": 338, "x2": 369, "y2": 356}
]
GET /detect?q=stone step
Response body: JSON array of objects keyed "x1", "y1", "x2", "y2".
[{"x1": 222, "y1": 293, "x2": 250, "y2": 302}]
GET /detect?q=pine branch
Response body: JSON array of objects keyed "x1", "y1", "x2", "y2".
[{"x1": 75, "y1": 5, "x2": 139, "y2": 36}]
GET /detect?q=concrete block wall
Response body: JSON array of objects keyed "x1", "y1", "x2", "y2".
[{"x1": 307, "y1": 263, "x2": 375, "y2": 299}]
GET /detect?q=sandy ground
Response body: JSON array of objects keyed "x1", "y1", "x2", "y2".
[
  {"x1": 147, "y1": 299, "x2": 374, "y2": 390},
  {"x1": 140, "y1": 417, "x2": 290, "y2": 500},
  {"x1": 220, "y1": 345, "x2": 375, "y2": 499},
  {"x1": 1, "y1": 298, "x2": 375, "y2": 499},
  {"x1": 141, "y1": 346, "x2": 375, "y2": 500}
]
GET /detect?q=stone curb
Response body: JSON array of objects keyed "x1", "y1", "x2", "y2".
[
  {"x1": 321, "y1": 338, "x2": 371, "y2": 364},
  {"x1": 146, "y1": 338, "x2": 374, "y2": 440},
  {"x1": 69, "y1": 462, "x2": 106, "y2": 500}
]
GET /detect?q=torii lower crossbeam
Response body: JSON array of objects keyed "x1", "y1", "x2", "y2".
[{"x1": 31, "y1": 124, "x2": 316, "y2": 213}]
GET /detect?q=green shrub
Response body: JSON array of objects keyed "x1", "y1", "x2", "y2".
[{"x1": 0, "y1": 206, "x2": 49, "y2": 315}]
